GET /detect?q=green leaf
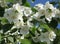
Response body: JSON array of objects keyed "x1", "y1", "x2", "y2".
[
  {"x1": 31, "y1": 7, "x2": 38, "y2": 13},
  {"x1": 8, "y1": 36, "x2": 14, "y2": 43},
  {"x1": 5, "y1": 0, "x2": 14, "y2": 3},
  {"x1": 29, "y1": 26, "x2": 37, "y2": 37},
  {"x1": 0, "y1": 34, "x2": 2, "y2": 41},
  {"x1": 0, "y1": 17, "x2": 8, "y2": 25},
  {"x1": 40, "y1": 22, "x2": 51, "y2": 31},
  {"x1": 21, "y1": 39, "x2": 31, "y2": 44},
  {"x1": 24, "y1": 2, "x2": 30, "y2": 7},
  {"x1": 31, "y1": 26, "x2": 36, "y2": 33}
]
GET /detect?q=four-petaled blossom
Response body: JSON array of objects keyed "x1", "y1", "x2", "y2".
[{"x1": 23, "y1": 7, "x2": 32, "y2": 17}]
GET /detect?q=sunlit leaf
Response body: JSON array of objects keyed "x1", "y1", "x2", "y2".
[
  {"x1": 21, "y1": 39, "x2": 31, "y2": 44},
  {"x1": 5, "y1": 0, "x2": 14, "y2": 3},
  {"x1": 8, "y1": 36, "x2": 14, "y2": 43},
  {"x1": 24, "y1": 2, "x2": 30, "y2": 7}
]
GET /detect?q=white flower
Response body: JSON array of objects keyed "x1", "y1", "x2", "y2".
[
  {"x1": 44, "y1": 8, "x2": 56, "y2": 22},
  {"x1": 19, "y1": 25, "x2": 30, "y2": 39},
  {"x1": 44, "y1": 1, "x2": 56, "y2": 22},
  {"x1": 23, "y1": 7, "x2": 32, "y2": 17},
  {"x1": 33, "y1": 12, "x2": 45, "y2": 20},
  {"x1": 34, "y1": 1, "x2": 58, "y2": 22},
  {"x1": 33, "y1": 1, "x2": 59, "y2": 22},
  {"x1": 49, "y1": 31, "x2": 56, "y2": 41},
  {"x1": 32, "y1": 30, "x2": 56, "y2": 44},
  {"x1": 13, "y1": 3, "x2": 24, "y2": 13},
  {"x1": 12, "y1": 20, "x2": 24, "y2": 29},
  {"x1": 39, "y1": 32, "x2": 52, "y2": 44},
  {"x1": 39, "y1": 31, "x2": 56, "y2": 44},
  {"x1": 33, "y1": 12, "x2": 46, "y2": 23},
  {"x1": 20, "y1": 25, "x2": 30, "y2": 35},
  {"x1": 44, "y1": 1, "x2": 54, "y2": 10},
  {"x1": 34, "y1": 3, "x2": 44, "y2": 11},
  {"x1": 39, "y1": 32, "x2": 49, "y2": 42},
  {"x1": 33, "y1": 12, "x2": 40, "y2": 20},
  {"x1": 4, "y1": 8, "x2": 23, "y2": 24},
  {"x1": 4, "y1": 8, "x2": 17, "y2": 23},
  {"x1": 34, "y1": 3, "x2": 45, "y2": 16},
  {"x1": 54, "y1": 9, "x2": 60, "y2": 18}
]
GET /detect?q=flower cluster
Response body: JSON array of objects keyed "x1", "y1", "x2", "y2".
[
  {"x1": 1, "y1": 1, "x2": 60, "y2": 44},
  {"x1": 34, "y1": 1, "x2": 60, "y2": 22},
  {"x1": 32, "y1": 30, "x2": 56, "y2": 44}
]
